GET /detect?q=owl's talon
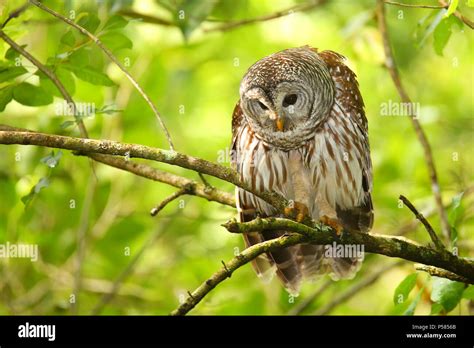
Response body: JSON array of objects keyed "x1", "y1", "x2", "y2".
[
  {"x1": 284, "y1": 201, "x2": 309, "y2": 223},
  {"x1": 320, "y1": 215, "x2": 344, "y2": 235}
]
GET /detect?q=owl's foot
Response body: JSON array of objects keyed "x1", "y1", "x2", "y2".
[
  {"x1": 320, "y1": 215, "x2": 344, "y2": 236},
  {"x1": 284, "y1": 201, "x2": 309, "y2": 223}
]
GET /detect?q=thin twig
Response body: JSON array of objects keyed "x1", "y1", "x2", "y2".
[
  {"x1": 376, "y1": 0, "x2": 451, "y2": 241},
  {"x1": 384, "y1": 0, "x2": 473, "y2": 29},
  {"x1": 71, "y1": 174, "x2": 97, "y2": 314},
  {"x1": 313, "y1": 261, "x2": 403, "y2": 315},
  {"x1": 198, "y1": 173, "x2": 211, "y2": 188},
  {"x1": 438, "y1": 0, "x2": 474, "y2": 29},
  {"x1": 384, "y1": 1, "x2": 445, "y2": 9},
  {"x1": 29, "y1": 0, "x2": 175, "y2": 150},
  {"x1": 399, "y1": 195, "x2": 445, "y2": 251},
  {"x1": 1, "y1": 2, "x2": 30, "y2": 28},
  {"x1": 393, "y1": 185, "x2": 474, "y2": 237},
  {"x1": 150, "y1": 186, "x2": 189, "y2": 216},
  {"x1": 118, "y1": 9, "x2": 174, "y2": 26},
  {"x1": 203, "y1": 0, "x2": 326, "y2": 33},
  {"x1": 415, "y1": 264, "x2": 470, "y2": 283},
  {"x1": 0, "y1": 29, "x2": 88, "y2": 138}
]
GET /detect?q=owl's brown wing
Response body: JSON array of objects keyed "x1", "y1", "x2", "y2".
[{"x1": 318, "y1": 49, "x2": 374, "y2": 235}]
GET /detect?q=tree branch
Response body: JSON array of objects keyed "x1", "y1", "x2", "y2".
[
  {"x1": 203, "y1": 0, "x2": 327, "y2": 33},
  {"x1": 376, "y1": 0, "x2": 451, "y2": 241},
  {"x1": 118, "y1": 9, "x2": 175, "y2": 26},
  {"x1": 223, "y1": 217, "x2": 474, "y2": 283},
  {"x1": 1, "y1": 128, "x2": 472, "y2": 283},
  {"x1": 170, "y1": 233, "x2": 307, "y2": 316},
  {"x1": 150, "y1": 186, "x2": 189, "y2": 216},
  {"x1": 172, "y1": 212, "x2": 472, "y2": 316},
  {"x1": 1, "y1": 1, "x2": 30, "y2": 28},
  {"x1": 415, "y1": 264, "x2": 470, "y2": 283},
  {"x1": 384, "y1": 0, "x2": 473, "y2": 30},
  {"x1": 29, "y1": 0, "x2": 175, "y2": 150},
  {"x1": 0, "y1": 124, "x2": 235, "y2": 208},
  {"x1": 399, "y1": 195, "x2": 445, "y2": 251},
  {"x1": 383, "y1": 1, "x2": 445, "y2": 9},
  {"x1": 0, "y1": 28, "x2": 89, "y2": 138},
  {"x1": 0, "y1": 129, "x2": 286, "y2": 211},
  {"x1": 438, "y1": 0, "x2": 474, "y2": 29}
]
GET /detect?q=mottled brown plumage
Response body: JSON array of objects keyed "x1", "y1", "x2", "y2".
[{"x1": 231, "y1": 46, "x2": 373, "y2": 294}]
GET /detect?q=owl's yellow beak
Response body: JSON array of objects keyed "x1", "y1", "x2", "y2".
[
  {"x1": 276, "y1": 117, "x2": 284, "y2": 131},
  {"x1": 268, "y1": 110, "x2": 284, "y2": 131}
]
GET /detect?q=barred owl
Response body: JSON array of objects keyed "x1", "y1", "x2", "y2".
[{"x1": 231, "y1": 46, "x2": 373, "y2": 295}]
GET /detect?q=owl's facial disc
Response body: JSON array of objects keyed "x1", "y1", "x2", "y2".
[{"x1": 239, "y1": 46, "x2": 336, "y2": 149}]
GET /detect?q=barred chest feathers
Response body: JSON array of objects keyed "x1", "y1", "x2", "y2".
[{"x1": 235, "y1": 109, "x2": 366, "y2": 221}]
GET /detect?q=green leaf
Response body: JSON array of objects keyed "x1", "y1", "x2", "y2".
[
  {"x1": 462, "y1": 285, "x2": 474, "y2": 300},
  {"x1": 445, "y1": 0, "x2": 459, "y2": 17},
  {"x1": 68, "y1": 49, "x2": 90, "y2": 67},
  {"x1": 468, "y1": 0, "x2": 474, "y2": 7},
  {"x1": 430, "y1": 277, "x2": 465, "y2": 312},
  {"x1": 38, "y1": 67, "x2": 76, "y2": 97},
  {"x1": 416, "y1": 9, "x2": 446, "y2": 48},
  {"x1": 60, "y1": 30, "x2": 76, "y2": 47},
  {"x1": 95, "y1": 104, "x2": 122, "y2": 115},
  {"x1": 103, "y1": 15, "x2": 128, "y2": 31},
  {"x1": 430, "y1": 302, "x2": 444, "y2": 315},
  {"x1": 394, "y1": 273, "x2": 418, "y2": 305},
  {"x1": 60, "y1": 120, "x2": 76, "y2": 129},
  {"x1": 175, "y1": 0, "x2": 218, "y2": 40},
  {"x1": 77, "y1": 13, "x2": 100, "y2": 34},
  {"x1": 99, "y1": 32, "x2": 133, "y2": 51},
  {"x1": 449, "y1": 192, "x2": 464, "y2": 225},
  {"x1": 13, "y1": 82, "x2": 53, "y2": 106},
  {"x1": 62, "y1": 64, "x2": 115, "y2": 86},
  {"x1": 0, "y1": 66, "x2": 28, "y2": 83},
  {"x1": 433, "y1": 15, "x2": 463, "y2": 56},
  {"x1": 404, "y1": 288, "x2": 423, "y2": 315},
  {"x1": 0, "y1": 85, "x2": 14, "y2": 111},
  {"x1": 448, "y1": 192, "x2": 463, "y2": 246},
  {"x1": 5, "y1": 44, "x2": 27, "y2": 61},
  {"x1": 40, "y1": 150, "x2": 63, "y2": 168},
  {"x1": 21, "y1": 177, "x2": 50, "y2": 206}
]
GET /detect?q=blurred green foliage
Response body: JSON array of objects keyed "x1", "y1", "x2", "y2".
[{"x1": 0, "y1": 0, "x2": 473, "y2": 315}]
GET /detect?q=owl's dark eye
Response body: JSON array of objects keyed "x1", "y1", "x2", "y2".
[
  {"x1": 257, "y1": 101, "x2": 268, "y2": 110},
  {"x1": 282, "y1": 94, "x2": 298, "y2": 107}
]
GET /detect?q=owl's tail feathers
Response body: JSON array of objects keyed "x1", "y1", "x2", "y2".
[
  {"x1": 261, "y1": 230, "x2": 303, "y2": 296},
  {"x1": 325, "y1": 255, "x2": 364, "y2": 281},
  {"x1": 243, "y1": 232, "x2": 276, "y2": 283},
  {"x1": 298, "y1": 244, "x2": 327, "y2": 281}
]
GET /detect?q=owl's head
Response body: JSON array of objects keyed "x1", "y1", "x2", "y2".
[{"x1": 239, "y1": 46, "x2": 335, "y2": 149}]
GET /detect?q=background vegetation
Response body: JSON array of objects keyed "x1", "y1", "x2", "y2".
[{"x1": 0, "y1": 0, "x2": 473, "y2": 315}]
